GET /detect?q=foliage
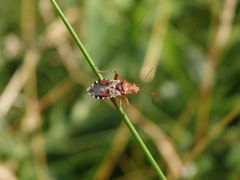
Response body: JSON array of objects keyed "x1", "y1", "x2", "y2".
[{"x1": 0, "y1": 0, "x2": 239, "y2": 179}]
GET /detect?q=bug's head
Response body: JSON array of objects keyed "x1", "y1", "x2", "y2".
[{"x1": 131, "y1": 83, "x2": 140, "y2": 94}]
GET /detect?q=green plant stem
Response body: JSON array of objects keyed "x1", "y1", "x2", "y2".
[
  {"x1": 112, "y1": 100, "x2": 167, "y2": 180},
  {"x1": 49, "y1": 0, "x2": 102, "y2": 80},
  {"x1": 49, "y1": 0, "x2": 167, "y2": 179}
]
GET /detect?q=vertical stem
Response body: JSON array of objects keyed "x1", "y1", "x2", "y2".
[{"x1": 196, "y1": 0, "x2": 237, "y2": 141}]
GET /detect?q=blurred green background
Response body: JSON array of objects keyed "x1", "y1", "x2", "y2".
[{"x1": 0, "y1": 0, "x2": 240, "y2": 179}]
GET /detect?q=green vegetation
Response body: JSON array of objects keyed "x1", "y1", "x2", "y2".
[{"x1": 0, "y1": 0, "x2": 239, "y2": 179}]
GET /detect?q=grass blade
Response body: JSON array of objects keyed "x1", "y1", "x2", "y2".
[{"x1": 49, "y1": 0, "x2": 167, "y2": 179}]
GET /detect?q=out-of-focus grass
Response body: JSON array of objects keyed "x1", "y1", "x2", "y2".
[{"x1": 0, "y1": 0, "x2": 240, "y2": 179}]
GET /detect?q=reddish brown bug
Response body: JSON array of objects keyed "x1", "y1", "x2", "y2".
[
  {"x1": 87, "y1": 69, "x2": 156, "y2": 107},
  {"x1": 87, "y1": 71, "x2": 139, "y2": 106}
]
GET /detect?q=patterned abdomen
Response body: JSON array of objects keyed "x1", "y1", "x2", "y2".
[{"x1": 87, "y1": 79, "x2": 122, "y2": 100}]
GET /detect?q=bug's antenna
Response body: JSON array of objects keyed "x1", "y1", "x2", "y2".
[
  {"x1": 140, "y1": 89, "x2": 162, "y2": 99},
  {"x1": 136, "y1": 67, "x2": 161, "y2": 99},
  {"x1": 143, "y1": 67, "x2": 154, "y2": 82},
  {"x1": 137, "y1": 67, "x2": 155, "y2": 87}
]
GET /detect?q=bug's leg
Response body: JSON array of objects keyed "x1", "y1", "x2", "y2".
[
  {"x1": 97, "y1": 69, "x2": 109, "y2": 74},
  {"x1": 97, "y1": 69, "x2": 117, "y2": 76},
  {"x1": 114, "y1": 71, "x2": 119, "y2": 80},
  {"x1": 117, "y1": 97, "x2": 122, "y2": 107},
  {"x1": 123, "y1": 96, "x2": 129, "y2": 106}
]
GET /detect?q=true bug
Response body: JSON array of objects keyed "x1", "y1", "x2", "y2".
[
  {"x1": 87, "y1": 71, "x2": 139, "y2": 106},
  {"x1": 87, "y1": 69, "x2": 155, "y2": 107}
]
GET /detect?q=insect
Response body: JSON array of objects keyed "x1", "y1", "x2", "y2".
[{"x1": 87, "y1": 71, "x2": 140, "y2": 107}]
